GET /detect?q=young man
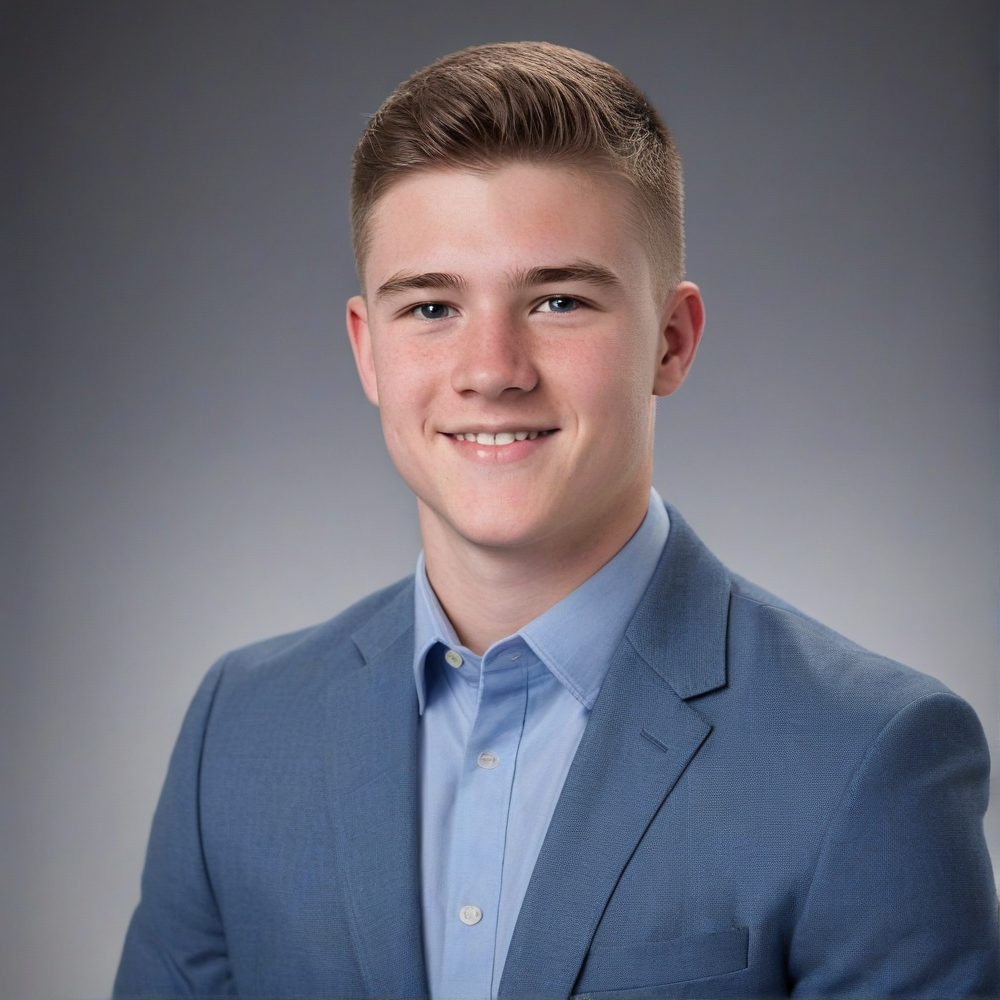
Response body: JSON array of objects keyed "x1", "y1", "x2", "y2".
[{"x1": 115, "y1": 42, "x2": 998, "y2": 998}]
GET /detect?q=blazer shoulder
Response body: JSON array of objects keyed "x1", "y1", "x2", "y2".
[
  {"x1": 216, "y1": 575, "x2": 415, "y2": 684},
  {"x1": 725, "y1": 571, "x2": 953, "y2": 718}
]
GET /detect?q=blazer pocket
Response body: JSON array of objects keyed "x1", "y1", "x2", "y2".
[{"x1": 573, "y1": 926, "x2": 749, "y2": 995}]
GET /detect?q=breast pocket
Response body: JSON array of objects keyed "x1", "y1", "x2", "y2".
[{"x1": 572, "y1": 926, "x2": 749, "y2": 996}]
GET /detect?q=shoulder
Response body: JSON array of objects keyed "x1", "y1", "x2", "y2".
[
  {"x1": 710, "y1": 572, "x2": 984, "y2": 771},
  {"x1": 645, "y1": 503, "x2": 969, "y2": 744},
  {"x1": 206, "y1": 575, "x2": 415, "y2": 698},
  {"x1": 727, "y1": 571, "x2": 950, "y2": 705},
  {"x1": 166, "y1": 576, "x2": 417, "y2": 766}
]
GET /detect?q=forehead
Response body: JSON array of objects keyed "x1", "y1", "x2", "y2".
[{"x1": 363, "y1": 163, "x2": 651, "y2": 293}]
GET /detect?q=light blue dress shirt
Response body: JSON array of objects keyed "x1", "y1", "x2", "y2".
[{"x1": 413, "y1": 490, "x2": 670, "y2": 1000}]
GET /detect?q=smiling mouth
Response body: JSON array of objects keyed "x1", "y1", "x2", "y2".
[{"x1": 447, "y1": 429, "x2": 558, "y2": 446}]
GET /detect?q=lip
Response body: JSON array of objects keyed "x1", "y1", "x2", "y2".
[
  {"x1": 442, "y1": 427, "x2": 557, "y2": 438},
  {"x1": 442, "y1": 428, "x2": 559, "y2": 464}
]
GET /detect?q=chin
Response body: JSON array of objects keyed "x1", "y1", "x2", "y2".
[
  {"x1": 451, "y1": 513, "x2": 549, "y2": 550},
  {"x1": 436, "y1": 494, "x2": 561, "y2": 551}
]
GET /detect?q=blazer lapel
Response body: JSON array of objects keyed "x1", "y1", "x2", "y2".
[
  {"x1": 499, "y1": 504, "x2": 732, "y2": 1000},
  {"x1": 326, "y1": 581, "x2": 429, "y2": 999}
]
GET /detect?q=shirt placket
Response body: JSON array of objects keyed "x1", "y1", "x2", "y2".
[{"x1": 438, "y1": 643, "x2": 530, "y2": 1000}]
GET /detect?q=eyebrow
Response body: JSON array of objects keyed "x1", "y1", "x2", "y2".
[
  {"x1": 375, "y1": 271, "x2": 467, "y2": 299},
  {"x1": 373, "y1": 259, "x2": 623, "y2": 301},
  {"x1": 509, "y1": 261, "x2": 623, "y2": 291}
]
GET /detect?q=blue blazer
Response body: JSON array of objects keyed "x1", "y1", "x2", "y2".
[{"x1": 115, "y1": 504, "x2": 999, "y2": 998}]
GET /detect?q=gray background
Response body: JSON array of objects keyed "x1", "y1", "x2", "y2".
[{"x1": 2, "y1": 1, "x2": 997, "y2": 996}]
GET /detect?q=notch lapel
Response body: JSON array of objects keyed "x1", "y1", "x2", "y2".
[
  {"x1": 326, "y1": 581, "x2": 429, "y2": 999},
  {"x1": 499, "y1": 504, "x2": 732, "y2": 1000}
]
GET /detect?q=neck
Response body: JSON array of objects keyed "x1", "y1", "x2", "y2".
[{"x1": 419, "y1": 482, "x2": 652, "y2": 655}]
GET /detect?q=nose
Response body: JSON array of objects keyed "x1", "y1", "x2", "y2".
[{"x1": 450, "y1": 310, "x2": 539, "y2": 399}]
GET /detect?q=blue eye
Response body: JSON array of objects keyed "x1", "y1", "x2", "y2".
[
  {"x1": 413, "y1": 303, "x2": 451, "y2": 320},
  {"x1": 538, "y1": 296, "x2": 580, "y2": 313}
]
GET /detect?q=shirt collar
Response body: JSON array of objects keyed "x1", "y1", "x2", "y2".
[{"x1": 412, "y1": 489, "x2": 670, "y2": 714}]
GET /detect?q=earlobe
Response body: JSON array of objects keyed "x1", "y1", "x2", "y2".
[
  {"x1": 346, "y1": 295, "x2": 380, "y2": 406},
  {"x1": 653, "y1": 281, "x2": 705, "y2": 397}
]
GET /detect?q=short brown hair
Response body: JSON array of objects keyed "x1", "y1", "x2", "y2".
[{"x1": 350, "y1": 42, "x2": 684, "y2": 295}]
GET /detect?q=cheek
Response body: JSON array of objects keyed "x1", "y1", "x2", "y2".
[
  {"x1": 553, "y1": 336, "x2": 654, "y2": 440},
  {"x1": 370, "y1": 347, "x2": 441, "y2": 465},
  {"x1": 376, "y1": 393, "x2": 433, "y2": 500}
]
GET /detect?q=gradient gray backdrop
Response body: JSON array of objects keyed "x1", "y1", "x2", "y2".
[{"x1": 2, "y1": 2, "x2": 997, "y2": 996}]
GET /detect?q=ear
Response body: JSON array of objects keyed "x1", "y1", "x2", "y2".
[
  {"x1": 346, "y1": 294, "x2": 380, "y2": 406},
  {"x1": 652, "y1": 281, "x2": 705, "y2": 397}
]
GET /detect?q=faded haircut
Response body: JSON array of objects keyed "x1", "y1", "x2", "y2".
[{"x1": 350, "y1": 42, "x2": 684, "y2": 297}]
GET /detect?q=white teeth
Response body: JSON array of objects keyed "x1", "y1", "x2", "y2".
[{"x1": 454, "y1": 430, "x2": 548, "y2": 445}]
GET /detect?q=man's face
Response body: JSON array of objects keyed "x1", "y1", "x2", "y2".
[{"x1": 347, "y1": 162, "x2": 702, "y2": 556}]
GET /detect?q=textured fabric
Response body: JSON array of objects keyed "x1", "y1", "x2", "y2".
[
  {"x1": 114, "y1": 501, "x2": 1000, "y2": 999},
  {"x1": 414, "y1": 490, "x2": 669, "y2": 999}
]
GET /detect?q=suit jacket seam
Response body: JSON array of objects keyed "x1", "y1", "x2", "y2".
[
  {"x1": 194, "y1": 654, "x2": 238, "y2": 992},
  {"x1": 729, "y1": 590, "x2": 871, "y2": 658},
  {"x1": 790, "y1": 689, "x2": 967, "y2": 962},
  {"x1": 127, "y1": 655, "x2": 235, "y2": 996}
]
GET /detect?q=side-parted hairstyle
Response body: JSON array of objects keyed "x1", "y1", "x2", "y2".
[{"x1": 350, "y1": 41, "x2": 684, "y2": 296}]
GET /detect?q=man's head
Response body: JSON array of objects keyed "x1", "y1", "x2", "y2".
[
  {"x1": 350, "y1": 42, "x2": 685, "y2": 300},
  {"x1": 346, "y1": 44, "x2": 704, "y2": 568}
]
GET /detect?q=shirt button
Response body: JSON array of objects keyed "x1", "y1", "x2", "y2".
[
  {"x1": 444, "y1": 649, "x2": 463, "y2": 669},
  {"x1": 459, "y1": 905, "x2": 482, "y2": 925},
  {"x1": 477, "y1": 751, "x2": 500, "y2": 769}
]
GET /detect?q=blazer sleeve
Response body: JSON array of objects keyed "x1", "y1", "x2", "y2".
[
  {"x1": 113, "y1": 659, "x2": 236, "y2": 998},
  {"x1": 789, "y1": 689, "x2": 1000, "y2": 997}
]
